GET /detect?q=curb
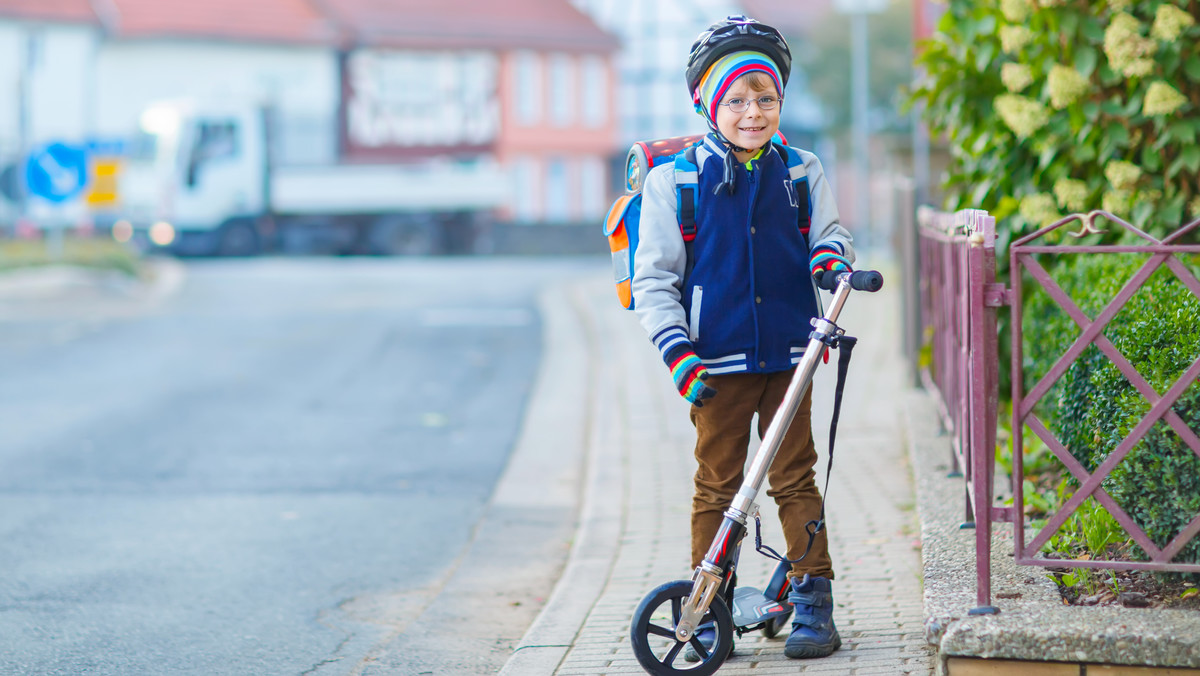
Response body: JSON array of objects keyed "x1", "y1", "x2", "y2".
[
  {"x1": 906, "y1": 388, "x2": 1200, "y2": 675},
  {"x1": 498, "y1": 279, "x2": 625, "y2": 676},
  {"x1": 0, "y1": 256, "x2": 185, "y2": 303}
]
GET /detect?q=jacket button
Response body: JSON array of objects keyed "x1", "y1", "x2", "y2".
[
  {"x1": 750, "y1": 227, "x2": 756, "y2": 234},
  {"x1": 755, "y1": 296, "x2": 762, "y2": 304},
  {"x1": 759, "y1": 361, "x2": 767, "y2": 368}
]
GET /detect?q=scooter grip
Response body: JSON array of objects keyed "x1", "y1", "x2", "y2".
[
  {"x1": 816, "y1": 269, "x2": 884, "y2": 292},
  {"x1": 850, "y1": 270, "x2": 884, "y2": 292}
]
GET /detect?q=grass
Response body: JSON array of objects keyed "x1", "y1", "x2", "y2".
[{"x1": 0, "y1": 236, "x2": 142, "y2": 278}]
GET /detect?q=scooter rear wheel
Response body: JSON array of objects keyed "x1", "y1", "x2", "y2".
[
  {"x1": 630, "y1": 580, "x2": 734, "y2": 675},
  {"x1": 761, "y1": 609, "x2": 792, "y2": 639}
]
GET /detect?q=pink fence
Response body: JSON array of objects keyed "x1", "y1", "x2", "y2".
[
  {"x1": 916, "y1": 207, "x2": 1200, "y2": 610},
  {"x1": 916, "y1": 207, "x2": 1003, "y2": 609}
]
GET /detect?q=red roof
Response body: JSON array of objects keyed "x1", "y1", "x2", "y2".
[
  {"x1": 319, "y1": 0, "x2": 618, "y2": 52},
  {"x1": 105, "y1": 0, "x2": 340, "y2": 45},
  {"x1": 0, "y1": 0, "x2": 97, "y2": 23}
]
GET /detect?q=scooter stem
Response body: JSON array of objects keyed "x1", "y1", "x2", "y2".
[{"x1": 729, "y1": 281, "x2": 852, "y2": 517}]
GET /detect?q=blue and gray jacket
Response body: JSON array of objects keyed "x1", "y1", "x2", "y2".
[{"x1": 631, "y1": 135, "x2": 854, "y2": 375}]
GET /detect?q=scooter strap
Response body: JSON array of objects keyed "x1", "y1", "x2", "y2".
[{"x1": 754, "y1": 335, "x2": 857, "y2": 565}]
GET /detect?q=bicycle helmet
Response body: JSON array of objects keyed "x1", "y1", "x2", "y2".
[{"x1": 686, "y1": 15, "x2": 792, "y2": 97}]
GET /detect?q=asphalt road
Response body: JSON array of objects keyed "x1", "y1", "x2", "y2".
[{"x1": 0, "y1": 256, "x2": 602, "y2": 675}]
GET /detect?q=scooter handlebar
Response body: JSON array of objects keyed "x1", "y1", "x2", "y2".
[{"x1": 816, "y1": 269, "x2": 885, "y2": 292}]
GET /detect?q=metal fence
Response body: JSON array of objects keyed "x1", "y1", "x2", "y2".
[
  {"x1": 915, "y1": 207, "x2": 1200, "y2": 609},
  {"x1": 916, "y1": 207, "x2": 1002, "y2": 609}
]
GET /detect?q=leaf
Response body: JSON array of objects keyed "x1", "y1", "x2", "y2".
[
  {"x1": 1105, "y1": 123, "x2": 1130, "y2": 148},
  {"x1": 1168, "y1": 120, "x2": 1197, "y2": 145},
  {"x1": 976, "y1": 41, "x2": 996, "y2": 72},
  {"x1": 1182, "y1": 588, "x2": 1199, "y2": 600},
  {"x1": 1182, "y1": 146, "x2": 1200, "y2": 173},
  {"x1": 1081, "y1": 16, "x2": 1106, "y2": 42},
  {"x1": 1185, "y1": 55, "x2": 1200, "y2": 83},
  {"x1": 1142, "y1": 146, "x2": 1162, "y2": 172},
  {"x1": 1075, "y1": 46, "x2": 1098, "y2": 78}
]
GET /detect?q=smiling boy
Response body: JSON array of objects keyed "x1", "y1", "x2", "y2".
[{"x1": 630, "y1": 15, "x2": 856, "y2": 661}]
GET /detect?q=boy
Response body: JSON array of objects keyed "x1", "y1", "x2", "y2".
[{"x1": 630, "y1": 15, "x2": 854, "y2": 660}]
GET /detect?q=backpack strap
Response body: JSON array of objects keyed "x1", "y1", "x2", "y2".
[
  {"x1": 774, "y1": 142, "x2": 811, "y2": 239},
  {"x1": 673, "y1": 145, "x2": 700, "y2": 242},
  {"x1": 672, "y1": 144, "x2": 702, "y2": 292}
]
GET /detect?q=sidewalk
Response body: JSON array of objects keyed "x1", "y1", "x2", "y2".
[
  {"x1": 502, "y1": 260, "x2": 1200, "y2": 676},
  {"x1": 504, "y1": 260, "x2": 933, "y2": 675}
]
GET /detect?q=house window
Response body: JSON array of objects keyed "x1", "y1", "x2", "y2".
[
  {"x1": 549, "y1": 53, "x2": 574, "y2": 127},
  {"x1": 581, "y1": 55, "x2": 607, "y2": 128},
  {"x1": 512, "y1": 156, "x2": 540, "y2": 223},
  {"x1": 545, "y1": 157, "x2": 570, "y2": 222},
  {"x1": 580, "y1": 156, "x2": 605, "y2": 219},
  {"x1": 515, "y1": 51, "x2": 543, "y2": 126}
]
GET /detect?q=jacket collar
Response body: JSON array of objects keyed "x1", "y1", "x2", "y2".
[{"x1": 702, "y1": 133, "x2": 778, "y2": 164}]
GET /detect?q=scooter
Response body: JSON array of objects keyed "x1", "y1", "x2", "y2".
[{"x1": 629, "y1": 269, "x2": 884, "y2": 675}]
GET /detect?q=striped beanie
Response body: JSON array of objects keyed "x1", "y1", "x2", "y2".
[{"x1": 692, "y1": 50, "x2": 784, "y2": 122}]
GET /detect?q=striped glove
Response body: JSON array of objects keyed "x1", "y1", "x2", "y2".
[
  {"x1": 809, "y1": 244, "x2": 851, "y2": 284},
  {"x1": 663, "y1": 342, "x2": 717, "y2": 407}
]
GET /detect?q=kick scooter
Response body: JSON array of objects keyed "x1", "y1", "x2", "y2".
[{"x1": 629, "y1": 269, "x2": 884, "y2": 675}]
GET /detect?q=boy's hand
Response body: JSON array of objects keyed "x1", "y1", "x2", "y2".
[
  {"x1": 665, "y1": 343, "x2": 718, "y2": 406},
  {"x1": 809, "y1": 245, "x2": 852, "y2": 280}
]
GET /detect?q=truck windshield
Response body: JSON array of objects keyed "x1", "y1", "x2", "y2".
[{"x1": 186, "y1": 120, "x2": 239, "y2": 188}]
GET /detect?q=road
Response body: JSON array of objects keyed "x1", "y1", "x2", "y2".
[{"x1": 0, "y1": 256, "x2": 602, "y2": 675}]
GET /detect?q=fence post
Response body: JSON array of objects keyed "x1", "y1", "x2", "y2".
[{"x1": 965, "y1": 210, "x2": 999, "y2": 614}]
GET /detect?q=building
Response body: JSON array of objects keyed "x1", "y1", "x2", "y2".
[
  {"x1": 319, "y1": 0, "x2": 621, "y2": 226},
  {"x1": 570, "y1": 0, "x2": 826, "y2": 148},
  {"x1": 0, "y1": 0, "x2": 621, "y2": 237},
  {"x1": 0, "y1": 0, "x2": 102, "y2": 226}
]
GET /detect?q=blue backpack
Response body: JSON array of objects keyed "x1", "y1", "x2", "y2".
[{"x1": 603, "y1": 133, "x2": 810, "y2": 310}]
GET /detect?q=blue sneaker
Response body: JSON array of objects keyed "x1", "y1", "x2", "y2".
[{"x1": 784, "y1": 574, "x2": 841, "y2": 659}]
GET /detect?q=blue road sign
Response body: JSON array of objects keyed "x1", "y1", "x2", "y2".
[{"x1": 24, "y1": 142, "x2": 89, "y2": 203}]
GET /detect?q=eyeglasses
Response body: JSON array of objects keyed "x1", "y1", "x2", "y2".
[{"x1": 719, "y1": 96, "x2": 781, "y2": 113}]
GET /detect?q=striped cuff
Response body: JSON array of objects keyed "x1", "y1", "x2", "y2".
[
  {"x1": 652, "y1": 326, "x2": 691, "y2": 364},
  {"x1": 809, "y1": 244, "x2": 851, "y2": 276}
]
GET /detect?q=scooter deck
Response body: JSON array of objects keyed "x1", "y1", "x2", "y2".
[{"x1": 731, "y1": 586, "x2": 791, "y2": 629}]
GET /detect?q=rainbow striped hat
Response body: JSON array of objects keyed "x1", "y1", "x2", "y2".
[{"x1": 692, "y1": 50, "x2": 784, "y2": 121}]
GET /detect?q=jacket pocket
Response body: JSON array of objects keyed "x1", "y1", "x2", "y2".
[{"x1": 689, "y1": 285, "x2": 703, "y2": 342}]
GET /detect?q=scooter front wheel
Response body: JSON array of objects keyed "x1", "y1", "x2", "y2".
[{"x1": 630, "y1": 580, "x2": 734, "y2": 675}]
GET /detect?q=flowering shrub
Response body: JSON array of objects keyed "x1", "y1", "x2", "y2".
[{"x1": 911, "y1": 1, "x2": 1200, "y2": 241}]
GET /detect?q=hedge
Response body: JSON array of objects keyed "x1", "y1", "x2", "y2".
[{"x1": 1023, "y1": 252, "x2": 1200, "y2": 565}]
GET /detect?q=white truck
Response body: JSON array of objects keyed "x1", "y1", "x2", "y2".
[{"x1": 117, "y1": 102, "x2": 508, "y2": 256}]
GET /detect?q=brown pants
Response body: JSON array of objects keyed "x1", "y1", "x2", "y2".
[{"x1": 689, "y1": 369, "x2": 834, "y2": 580}]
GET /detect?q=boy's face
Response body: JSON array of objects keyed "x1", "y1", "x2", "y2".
[{"x1": 715, "y1": 74, "x2": 781, "y2": 154}]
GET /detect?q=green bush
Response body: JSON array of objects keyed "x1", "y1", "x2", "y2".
[
  {"x1": 910, "y1": 0, "x2": 1200, "y2": 244},
  {"x1": 1023, "y1": 252, "x2": 1200, "y2": 566}
]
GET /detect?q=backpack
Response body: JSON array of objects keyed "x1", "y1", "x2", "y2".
[{"x1": 603, "y1": 132, "x2": 810, "y2": 310}]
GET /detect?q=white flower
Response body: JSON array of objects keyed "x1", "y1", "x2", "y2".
[
  {"x1": 1151, "y1": 4, "x2": 1195, "y2": 42},
  {"x1": 1143, "y1": 81, "x2": 1188, "y2": 116},
  {"x1": 1103, "y1": 190, "x2": 1131, "y2": 216},
  {"x1": 1001, "y1": 25, "x2": 1034, "y2": 54},
  {"x1": 1019, "y1": 193, "x2": 1060, "y2": 227},
  {"x1": 1048, "y1": 65, "x2": 1089, "y2": 109},
  {"x1": 1053, "y1": 178, "x2": 1089, "y2": 212},
  {"x1": 1104, "y1": 13, "x2": 1157, "y2": 78},
  {"x1": 1002, "y1": 63, "x2": 1035, "y2": 92},
  {"x1": 1105, "y1": 160, "x2": 1142, "y2": 190},
  {"x1": 1002, "y1": 0, "x2": 1032, "y2": 23},
  {"x1": 995, "y1": 94, "x2": 1051, "y2": 139}
]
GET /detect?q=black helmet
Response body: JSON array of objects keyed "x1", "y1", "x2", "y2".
[{"x1": 685, "y1": 15, "x2": 792, "y2": 95}]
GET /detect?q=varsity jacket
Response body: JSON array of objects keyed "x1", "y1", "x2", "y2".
[{"x1": 631, "y1": 135, "x2": 854, "y2": 375}]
